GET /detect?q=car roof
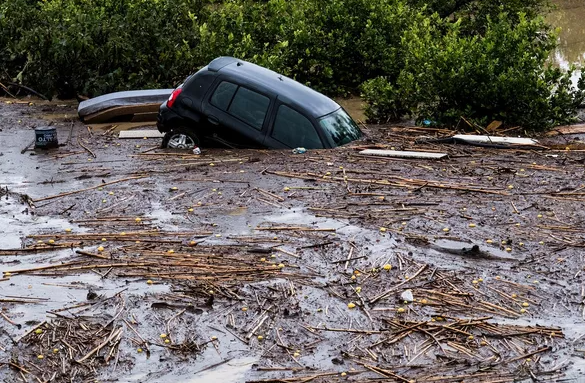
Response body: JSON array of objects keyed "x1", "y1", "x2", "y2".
[{"x1": 208, "y1": 57, "x2": 340, "y2": 118}]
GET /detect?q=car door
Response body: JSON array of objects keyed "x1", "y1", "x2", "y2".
[
  {"x1": 201, "y1": 78, "x2": 274, "y2": 148},
  {"x1": 263, "y1": 101, "x2": 327, "y2": 149}
]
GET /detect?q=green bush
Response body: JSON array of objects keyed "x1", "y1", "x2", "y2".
[
  {"x1": 362, "y1": 12, "x2": 585, "y2": 130},
  {"x1": 198, "y1": 0, "x2": 415, "y2": 95},
  {"x1": 0, "y1": 0, "x2": 206, "y2": 98}
]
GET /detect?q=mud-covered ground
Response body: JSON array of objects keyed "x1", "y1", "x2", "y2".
[{"x1": 1, "y1": 98, "x2": 585, "y2": 382}]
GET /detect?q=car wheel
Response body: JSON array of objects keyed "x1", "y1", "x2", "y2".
[{"x1": 162, "y1": 128, "x2": 200, "y2": 150}]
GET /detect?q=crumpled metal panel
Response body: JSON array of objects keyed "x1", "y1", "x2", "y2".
[{"x1": 77, "y1": 89, "x2": 173, "y2": 118}]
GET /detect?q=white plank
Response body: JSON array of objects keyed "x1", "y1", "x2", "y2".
[
  {"x1": 359, "y1": 149, "x2": 447, "y2": 159},
  {"x1": 452, "y1": 135, "x2": 538, "y2": 145},
  {"x1": 118, "y1": 130, "x2": 164, "y2": 139}
]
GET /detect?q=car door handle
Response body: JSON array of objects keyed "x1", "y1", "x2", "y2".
[{"x1": 208, "y1": 116, "x2": 219, "y2": 125}]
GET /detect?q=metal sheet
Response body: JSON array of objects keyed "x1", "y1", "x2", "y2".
[{"x1": 77, "y1": 89, "x2": 173, "y2": 118}]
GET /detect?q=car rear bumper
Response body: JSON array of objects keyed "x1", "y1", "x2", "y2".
[{"x1": 157, "y1": 102, "x2": 180, "y2": 133}]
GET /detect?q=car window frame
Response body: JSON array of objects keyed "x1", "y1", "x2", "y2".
[
  {"x1": 209, "y1": 81, "x2": 238, "y2": 111},
  {"x1": 206, "y1": 77, "x2": 274, "y2": 133},
  {"x1": 267, "y1": 102, "x2": 325, "y2": 149}
]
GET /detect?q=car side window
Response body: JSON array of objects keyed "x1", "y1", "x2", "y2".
[
  {"x1": 271, "y1": 105, "x2": 323, "y2": 149},
  {"x1": 210, "y1": 81, "x2": 238, "y2": 111},
  {"x1": 228, "y1": 87, "x2": 270, "y2": 130}
]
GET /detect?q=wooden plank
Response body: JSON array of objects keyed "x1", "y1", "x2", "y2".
[
  {"x1": 119, "y1": 130, "x2": 164, "y2": 139},
  {"x1": 359, "y1": 149, "x2": 447, "y2": 159},
  {"x1": 452, "y1": 135, "x2": 538, "y2": 145},
  {"x1": 547, "y1": 124, "x2": 585, "y2": 136},
  {"x1": 82, "y1": 103, "x2": 161, "y2": 124}
]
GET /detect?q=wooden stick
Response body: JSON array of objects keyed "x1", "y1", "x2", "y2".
[
  {"x1": 77, "y1": 137, "x2": 96, "y2": 158},
  {"x1": 76, "y1": 327, "x2": 123, "y2": 363},
  {"x1": 370, "y1": 264, "x2": 428, "y2": 303},
  {"x1": 32, "y1": 176, "x2": 146, "y2": 202}
]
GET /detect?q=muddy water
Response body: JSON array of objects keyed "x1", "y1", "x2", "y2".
[{"x1": 549, "y1": 0, "x2": 585, "y2": 80}]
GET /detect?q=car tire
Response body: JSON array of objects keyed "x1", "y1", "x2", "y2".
[{"x1": 162, "y1": 127, "x2": 200, "y2": 150}]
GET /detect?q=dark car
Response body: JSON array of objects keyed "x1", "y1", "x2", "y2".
[{"x1": 157, "y1": 57, "x2": 362, "y2": 150}]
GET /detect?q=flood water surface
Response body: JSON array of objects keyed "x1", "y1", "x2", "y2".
[{"x1": 550, "y1": 1, "x2": 585, "y2": 71}]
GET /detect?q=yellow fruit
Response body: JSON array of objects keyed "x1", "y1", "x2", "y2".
[
  {"x1": 355, "y1": 287, "x2": 362, "y2": 293},
  {"x1": 188, "y1": 208, "x2": 194, "y2": 212},
  {"x1": 135, "y1": 217, "x2": 142, "y2": 222},
  {"x1": 120, "y1": 232, "x2": 126, "y2": 236},
  {"x1": 283, "y1": 187, "x2": 290, "y2": 192},
  {"x1": 421, "y1": 299, "x2": 428, "y2": 304},
  {"x1": 53, "y1": 348, "x2": 59, "y2": 353},
  {"x1": 167, "y1": 249, "x2": 174, "y2": 254},
  {"x1": 189, "y1": 241, "x2": 197, "y2": 246},
  {"x1": 351, "y1": 275, "x2": 356, "y2": 280},
  {"x1": 160, "y1": 334, "x2": 167, "y2": 339},
  {"x1": 260, "y1": 258, "x2": 266, "y2": 262},
  {"x1": 3, "y1": 272, "x2": 11, "y2": 277},
  {"x1": 37, "y1": 355, "x2": 44, "y2": 359},
  {"x1": 209, "y1": 163, "x2": 215, "y2": 166},
  {"x1": 511, "y1": 293, "x2": 517, "y2": 298},
  {"x1": 278, "y1": 263, "x2": 285, "y2": 269},
  {"x1": 508, "y1": 185, "x2": 514, "y2": 189},
  {"x1": 293, "y1": 352, "x2": 300, "y2": 357},
  {"x1": 442, "y1": 228, "x2": 450, "y2": 232},
  {"x1": 171, "y1": 187, "x2": 178, "y2": 191},
  {"x1": 495, "y1": 276, "x2": 501, "y2": 280},
  {"x1": 215, "y1": 234, "x2": 221, "y2": 237},
  {"x1": 519, "y1": 242, "x2": 524, "y2": 246},
  {"x1": 383, "y1": 264, "x2": 392, "y2": 271},
  {"x1": 35, "y1": 329, "x2": 43, "y2": 334},
  {"x1": 522, "y1": 302, "x2": 529, "y2": 307},
  {"x1": 137, "y1": 348, "x2": 143, "y2": 353},
  {"x1": 505, "y1": 247, "x2": 512, "y2": 252},
  {"x1": 257, "y1": 335, "x2": 264, "y2": 341},
  {"x1": 101, "y1": 238, "x2": 107, "y2": 242},
  {"x1": 537, "y1": 214, "x2": 543, "y2": 218},
  {"x1": 539, "y1": 241, "x2": 544, "y2": 245},
  {"x1": 102, "y1": 199, "x2": 107, "y2": 203},
  {"x1": 486, "y1": 239, "x2": 493, "y2": 244},
  {"x1": 520, "y1": 308, "x2": 527, "y2": 314},
  {"x1": 97, "y1": 246, "x2": 104, "y2": 252},
  {"x1": 108, "y1": 192, "x2": 114, "y2": 195},
  {"x1": 242, "y1": 307, "x2": 248, "y2": 312},
  {"x1": 146, "y1": 280, "x2": 153, "y2": 285},
  {"x1": 347, "y1": 302, "x2": 356, "y2": 309},
  {"x1": 379, "y1": 227, "x2": 387, "y2": 232},
  {"x1": 48, "y1": 239, "x2": 55, "y2": 244},
  {"x1": 469, "y1": 223, "x2": 476, "y2": 228},
  {"x1": 397, "y1": 307, "x2": 405, "y2": 313},
  {"x1": 164, "y1": 339, "x2": 170, "y2": 344},
  {"x1": 472, "y1": 280, "x2": 478, "y2": 285},
  {"x1": 341, "y1": 372, "x2": 347, "y2": 377},
  {"x1": 208, "y1": 290, "x2": 214, "y2": 294},
  {"x1": 468, "y1": 335, "x2": 474, "y2": 340},
  {"x1": 65, "y1": 228, "x2": 72, "y2": 233},
  {"x1": 478, "y1": 278, "x2": 483, "y2": 282}
]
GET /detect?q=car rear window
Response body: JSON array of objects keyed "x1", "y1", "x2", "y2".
[
  {"x1": 319, "y1": 108, "x2": 362, "y2": 146},
  {"x1": 228, "y1": 87, "x2": 270, "y2": 130},
  {"x1": 210, "y1": 81, "x2": 238, "y2": 111},
  {"x1": 272, "y1": 105, "x2": 323, "y2": 149}
]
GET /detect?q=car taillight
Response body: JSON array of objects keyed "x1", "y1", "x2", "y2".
[{"x1": 167, "y1": 88, "x2": 182, "y2": 108}]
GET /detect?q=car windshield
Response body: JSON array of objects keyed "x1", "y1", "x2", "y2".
[{"x1": 318, "y1": 108, "x2": 362, "y2": 147}]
